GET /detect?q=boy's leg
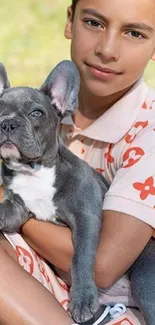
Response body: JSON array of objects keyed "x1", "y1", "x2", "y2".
[
  {"x1": 129, "y1": 238, "x2": 155, "y2": 325},
  {"x1": 0, "y1": 237, "x2": 75, "y2": 325}
]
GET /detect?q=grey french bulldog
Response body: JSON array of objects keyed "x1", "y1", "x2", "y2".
[
  {"x1": 0, "y1": 60, "x2": 109, "y2": 324},
  {"x1": 0, "y1": 61, "x2": 154, "y2": 325}
]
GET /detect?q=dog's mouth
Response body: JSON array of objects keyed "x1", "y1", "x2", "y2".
[
  {"x1": 0, "y1": 142, "x2": 21, "y2": 160},
  {"x1": 0, "y1": 142, "x2": 39, "y2": 174},
  {"x1": 0, "y1": 141, "x2": 42, "y2": 173}
]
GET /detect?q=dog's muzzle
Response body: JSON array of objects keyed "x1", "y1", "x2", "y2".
[{"x1": 0, "y1": 118, "x2": 20, "y2": 136}]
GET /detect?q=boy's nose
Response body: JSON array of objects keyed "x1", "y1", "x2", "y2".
[{"x1": 95, "y1": 32, "x2": 120, "y2": 62}]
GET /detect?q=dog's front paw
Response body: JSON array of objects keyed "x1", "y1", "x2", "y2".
[
  {"x1": 0, "y1": 203, "x2": 6, "y2": 230},
  {"x1": 70, "y1": 283, "x2": 99, "y2": 323}
]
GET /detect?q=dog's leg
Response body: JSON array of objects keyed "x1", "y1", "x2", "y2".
[
  {"x1": 69, "y1": 211, "x2": 102, "y2": 324},
  {"x1": 0, "y1": 188, "x2": 30, "y2": 232},
  {"x1": 129, "y1": 238, "x2": 155, "y2": 325}
]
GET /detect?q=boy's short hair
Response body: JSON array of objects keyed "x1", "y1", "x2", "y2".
[{"x1": 71, "y1": 0, "x2": 78, "y2": 16}]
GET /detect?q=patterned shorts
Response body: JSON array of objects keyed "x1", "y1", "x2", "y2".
[{"x1": 3, "y1": 232, "x2": 145, "y2": 325}]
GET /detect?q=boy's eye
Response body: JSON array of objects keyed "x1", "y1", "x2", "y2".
[
  {"x1": 84, "y1": 19, "x2": 103, "y2": 29},
  {"x1": 127, "y1": 30, "x2": 145, "y2": 39}
]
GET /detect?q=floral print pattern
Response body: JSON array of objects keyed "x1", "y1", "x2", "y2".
[{"x1": 133, "y1": 176, "x2": 155, "y2": 200}]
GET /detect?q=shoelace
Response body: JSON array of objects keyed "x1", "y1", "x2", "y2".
[
  {"x1": 93, "y1": 304, "x2": 126, "y2": 325},
  {"x1": 72, "y1": 303, "x2": 126, "y2": 325},
  {"x1": 109, "y1": 303, "x2": 126, "y2": 319}
]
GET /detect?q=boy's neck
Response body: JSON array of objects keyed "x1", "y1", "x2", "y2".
[{"x1": 73, "y1": 85, "x2": 132, "y2": 130}]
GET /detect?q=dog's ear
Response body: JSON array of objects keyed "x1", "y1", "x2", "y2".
[
  {"x1": 0, "y1": 63, "x2": 10, "y2": 95},
  {"x1": 40, "y1": 60, "x2": 80, "y2": 117}
]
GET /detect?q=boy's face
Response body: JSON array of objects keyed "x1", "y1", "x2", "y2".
[{"x1": 65, "y1": 0, "x2": 155, "y2": 97}]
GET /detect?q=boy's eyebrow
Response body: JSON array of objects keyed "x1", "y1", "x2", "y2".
[
  {"x1": 81, "y1": 8, "x2": 154, "y2": 33},
  {"x1": 81, "y1": 8, "x2": 109, "y2": 23},
  {"x1": 125, "y1": 23, "x2": 154, "y2": 33}
]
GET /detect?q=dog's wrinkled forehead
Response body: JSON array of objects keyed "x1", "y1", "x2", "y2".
[
  {"x1": 0, "y1": 60, "x2": 80, "y2": 120},
  {"x1": 0, "y1": 87, "x2": 51, "y2": 117}
]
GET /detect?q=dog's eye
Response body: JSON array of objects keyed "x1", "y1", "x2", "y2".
[{"x1": 29, "y1": 109, "x2": 44, "y2": 117}]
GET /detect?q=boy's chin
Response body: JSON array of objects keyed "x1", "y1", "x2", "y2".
[
  {"x1": 83, "y1": 77, "x2": 135, "y2": 99},
  {"x1": 84, "y1": 81, "x2": 121, "y2": 98}
]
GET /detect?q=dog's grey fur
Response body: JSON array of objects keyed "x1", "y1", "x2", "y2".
[
  {"x1": 0, "y1": 61, "x2": 154, "y2": 325},
  {"x1": 0, "y1": 61, "x2": 109, "y2": 323}
]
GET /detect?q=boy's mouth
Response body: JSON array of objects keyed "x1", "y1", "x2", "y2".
[
  {"x1": 86, "y1": 62, "x2": 122, "y2": 75},
  {"x1": 85, "y1": 62, "x2": 122, "y2": 81}
]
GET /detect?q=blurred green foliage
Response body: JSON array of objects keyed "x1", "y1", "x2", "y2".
[
  {"x1": 0, "y1": 0, "x2": 70, "y2": 86},
  {"x1": 0, "y1": 0, "x2": 154, "y2": 88}
]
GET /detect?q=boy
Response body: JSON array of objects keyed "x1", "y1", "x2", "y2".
[{"x1": 1, "y1": 0, "x2": 155, "y2": 324}]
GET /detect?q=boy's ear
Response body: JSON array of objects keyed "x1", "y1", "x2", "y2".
[
  {"x1": 151, "y1": 54, "x2": 155, "y2": 61},
  {"x1": 151, "y1": 49, "x2": 155, "y2": 61},
  {"x1": 64, "y1": 6, "x2": 73, "y2": 40}
]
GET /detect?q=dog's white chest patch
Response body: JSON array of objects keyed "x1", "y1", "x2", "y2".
[{"x1": 9, "y1": 165, "x2": 57, "y2": 221}]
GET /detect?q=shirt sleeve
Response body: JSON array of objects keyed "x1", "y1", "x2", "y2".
[{"x1": 103, "y1": 121, "x2": 155, "y2": 229}]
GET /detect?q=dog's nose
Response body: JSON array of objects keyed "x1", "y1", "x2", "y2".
[{"x1": 0, "y1": 118, "x2": 20, "y2": 135}]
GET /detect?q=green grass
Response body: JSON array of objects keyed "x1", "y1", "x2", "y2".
[{"x1": 0, "y1": 0, "x2": 155, "y2": 89}]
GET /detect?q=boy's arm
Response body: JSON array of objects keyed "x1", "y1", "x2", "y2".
[{"x1": 21, "y1": 210, "x2": 153, "y2": 288}]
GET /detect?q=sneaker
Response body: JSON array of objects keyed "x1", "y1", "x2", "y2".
[{"x1": 78, "y1": 304, "x2": 126, "y2": 325}]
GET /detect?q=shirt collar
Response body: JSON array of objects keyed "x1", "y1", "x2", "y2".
[{"x1": 62, "y1": 78, "x2": 148, "y2": 143}]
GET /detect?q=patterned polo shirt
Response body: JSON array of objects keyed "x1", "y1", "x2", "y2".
[{"x1": 61, "y1": 78, "x2": 155, "y2": 230}]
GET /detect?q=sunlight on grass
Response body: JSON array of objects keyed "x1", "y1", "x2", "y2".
[
  {"x1": 0, "y1": 0, "x2": 70, "y2": 86},
  {"x1": 0, "y1": 0, "x2": 154, "y2": 89}
]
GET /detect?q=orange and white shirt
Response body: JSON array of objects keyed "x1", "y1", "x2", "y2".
[
  {"x1": 4, "y1": 77, "x2": 154, "y2": 325},
  {"x1": 61, "y1": 78, "x2": 155, "y2": 230}
]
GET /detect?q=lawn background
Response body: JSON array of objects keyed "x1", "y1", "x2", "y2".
[{"x1": 0, "y1": 0, "x2": 155, "y2": 88}]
